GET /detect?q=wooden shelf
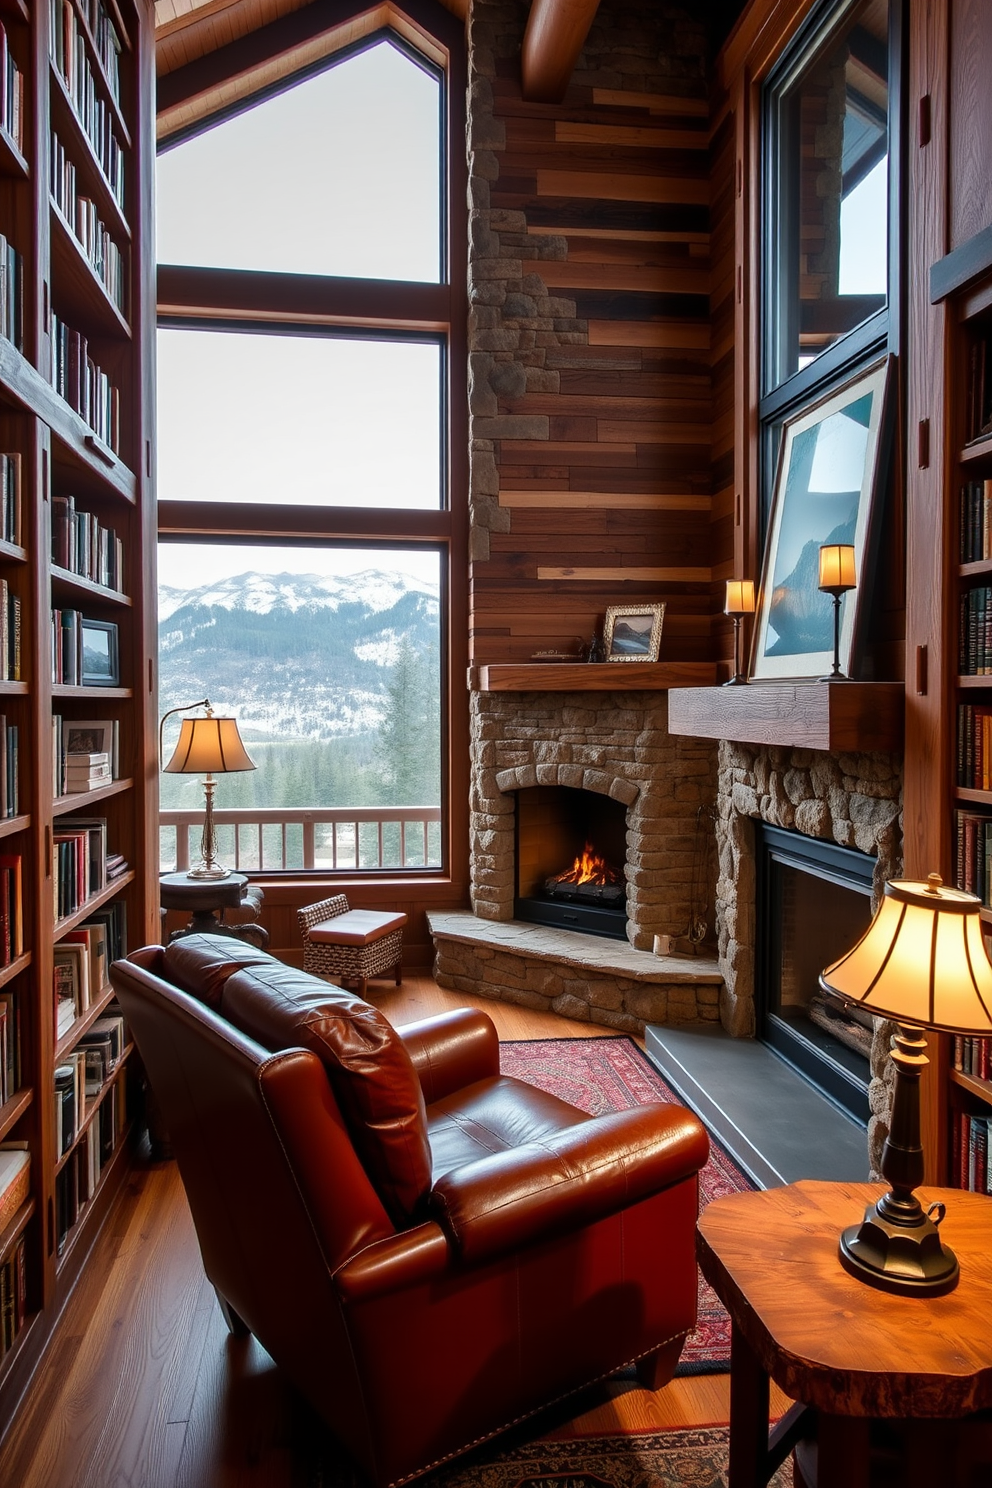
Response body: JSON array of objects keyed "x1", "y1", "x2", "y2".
[
  {"x1": 50, "y1": 203, "x2": 130, "y2": 341},
  {"x1": 0, "y1": 812, "x2": 30, "y2": 840},
  {"x1": 0, "y1": 539, "x2": 27, "y2": 564},
  {"x1": 0, "y1": 123, "x2": 28, "y2": 181},
  {"x1": 950, "y1": 1067, "x2": 992, "y2": 1104},
  {"x1": 667, "y1": 681, "x2": 905, "y2": 751},
  {"x1": 960, "y1": 432, "x2": 992, "y2": 469},
  {"x1": 54, "y1": 983, "x2": 121, "y2": 1064},
  {"x1": 54, "y1": 871, "x2": 134, "y2": 943},
  {"x1": 48, "y1": 66, "x2": 128, "y2": 243},
  {"x1": 53, "y1": 778, "x2": 131, "y2": 815},
  {"x1": 50, "y1": 565, "x2": 131, "y2": 606},
  {"x1": 470, "y1": 661, "x2": 717, "y2": 692},
  {"x1": 0, "y1": 1195, "x2": 33, "y2": 1266},
  {"x1": 0, "y1": 1085, "x2": 32, "y2": 1143},
  {"x1": 51, "y1": 684, "x2": 132, "y2": 701},
  {"x1": 957, "y1": 674, "x2": 992, "y2": 689},
  {"x1": 0, "y1": 952, "x2": 31, "y2": 991}
]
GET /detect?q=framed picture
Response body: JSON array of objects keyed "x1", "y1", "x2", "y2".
[
  {"x1": 751, "y1": 359, "x2": 892, "y2": 681},
  {"x1": 80, "y1": 619, "x2": 119, "y2": 687},
  {"x1": 64, "y1": 719, "x2": 113, "y2": 756},
  {"x1": 603, "y1": 604, "x2": 665, "y2": 662}
]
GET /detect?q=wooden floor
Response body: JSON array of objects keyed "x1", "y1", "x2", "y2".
[{"x1": 0, "y1": 974, "x2": 786, "y2": 1488}]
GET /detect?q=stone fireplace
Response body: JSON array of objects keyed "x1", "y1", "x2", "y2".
[{"x1": 514, "y1": 784, "x2": 628, "y2": 939}]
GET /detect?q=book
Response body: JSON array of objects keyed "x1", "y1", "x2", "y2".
[
  {"x1": 54, "y1": 940, "x2": 89, "y2": 1018},
  {"x1": 0, "y1": 1145, "x2": 29, "y2": 1231}
]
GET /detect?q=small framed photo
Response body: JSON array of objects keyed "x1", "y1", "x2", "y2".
[
  {"x1": 64, "y1": 719, "x2": 113, "y2": 756},
  {"x1": 603, "y1": 604, "x2": 665, "y2": 662},
  {"x1": 80, "y1": 619, "x2": 119, "y2": 687}
]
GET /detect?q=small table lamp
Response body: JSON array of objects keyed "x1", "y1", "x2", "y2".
[
  {"x1": 724, "y1": 579, "x2": 755, "y2": 686},
  {"x1": 818, "y1": 543, "x2": 856, "y2": 680},
  {"x1": 820, "y1": 873, "x2": 992, "y2": 1296},
  {"x1": 161, "y1": 702, "x2": 256, "y2": 879}
]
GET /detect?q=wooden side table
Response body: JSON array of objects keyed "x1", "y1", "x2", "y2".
[
  {"x1": 160, "y1": 871, "x2": 268, "y2": 947},
  {"x1": 697, "y1": 1180, "x2": 992, "y2": 1488}
]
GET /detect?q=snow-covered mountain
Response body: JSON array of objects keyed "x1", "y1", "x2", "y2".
[{"x1": 158, "y1": 569, "x2": 439, "y2": 740}]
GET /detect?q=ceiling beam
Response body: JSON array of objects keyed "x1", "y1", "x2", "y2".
[{"x1": 520, "y1": 0, "x2": 600, "y2": 103}]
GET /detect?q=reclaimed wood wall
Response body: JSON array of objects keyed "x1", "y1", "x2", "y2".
[{"x1": 468, "y1": 2, "x2": 730, "y2": 668}]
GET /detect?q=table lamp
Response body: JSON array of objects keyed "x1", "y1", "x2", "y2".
[
  {"x1": 820, "y1": 873, "x2": 992, "y2": 1296},
  {"x1": 161, "y1": 701, "x2": 256, "y2": 879},
  {"x1": 818, "y1": 543, "x2": 856, "y2": 680},
  {"x1": 724, "y1": 579, "x2": 755, "y2": 686}
]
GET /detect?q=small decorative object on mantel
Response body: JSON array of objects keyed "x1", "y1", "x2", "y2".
[
  {"x1": 723, "y1": 579, "x2": 755, "y2": 686},
  {"x1": 603, "y1": 603, "x2": 665, "y2": 663},
  {"x1": 818, "y1": 542, "x2": 857, "y2": 680},
  {"x1": 585, "y1": 630, "x2": 604, "y2": 664}
]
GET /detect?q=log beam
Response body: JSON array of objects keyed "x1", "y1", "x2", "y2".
[{"x1": 521, "y1": 0, "x2": 600, "y2": 103}]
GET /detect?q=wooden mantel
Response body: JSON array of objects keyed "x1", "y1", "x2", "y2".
[
  {"x1": 470, "y1": 662, "x2": 717, "y2": 692},
  {"x1": 667, "y1": 681, "x2": 905, "y2": 752}
]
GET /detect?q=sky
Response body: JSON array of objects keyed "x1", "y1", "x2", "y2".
[
  {"x1": 155, "y1": 41, "x2": 442, "y2": 520},
  {"x1": 157, "y1": 541, "x2": 440, "y2": 591}
]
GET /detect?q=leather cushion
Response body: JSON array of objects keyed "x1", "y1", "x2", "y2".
[
  {"x1": 307, "y1": 909, "x2": 408, "y2": 947},
  {"x1": 162, "y1": 933, "x2": 275, "y2": 1008},
  {"x1": 426, "y1": 1074, "x2": 589, "y2": 1183},
  {"x1": 220, "y1": 960, "x2": 432, "y2": 1226}
]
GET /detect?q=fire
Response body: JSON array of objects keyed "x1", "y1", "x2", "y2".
[{"x1": 550, "y1": 842, "x2": 620, "y2": 888}]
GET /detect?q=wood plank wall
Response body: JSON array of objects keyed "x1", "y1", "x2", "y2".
[{"x1": 468, "y1": 1, "x2": 729, "y2": 668}]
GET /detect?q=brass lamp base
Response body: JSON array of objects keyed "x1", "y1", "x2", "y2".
[
  {"x1": 185, "y1": 862, "x2": 232, "y2": 881},
  {"x1": 839, "y1": 1199, "x2": 959, "y2": 1297}
]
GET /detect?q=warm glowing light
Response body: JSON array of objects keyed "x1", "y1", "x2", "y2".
[{"x1": 550, "y1": 842, "x2": 620, "y2": 888}]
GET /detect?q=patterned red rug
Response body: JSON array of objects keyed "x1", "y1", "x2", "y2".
[{"x1": 499, "y1": 1036, "x2": 755, "y2": 1374}]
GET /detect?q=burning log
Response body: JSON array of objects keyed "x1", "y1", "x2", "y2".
[{"x1": 544, "y1": 842, "x2": 625, "y2": 907}]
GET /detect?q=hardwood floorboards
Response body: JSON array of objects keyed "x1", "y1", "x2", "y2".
[{"x1": 0, "y1": 974, "x2": 788, "y2": 1488}]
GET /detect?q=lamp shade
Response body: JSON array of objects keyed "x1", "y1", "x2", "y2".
[
  {"x1": 818, "y1": 543, "x2": 856, "y2": 593},
  {"x1": 724, "y1": 579, "x2": 756, "y2": 616},
  {"x1": 820, "y1": 874, "x2": 992, "y2": 1035},
  {"x1": 163, "y1": 715, "x2": 256, "y2": 775}
]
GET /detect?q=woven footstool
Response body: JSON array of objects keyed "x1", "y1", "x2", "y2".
[{"x1": 297, "y1": 895, "x2": 408, "y2": 996}]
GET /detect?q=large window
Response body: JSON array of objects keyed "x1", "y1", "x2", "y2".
[{"x1": 156, "y1": 20, "x2": 465, "y2": 877}]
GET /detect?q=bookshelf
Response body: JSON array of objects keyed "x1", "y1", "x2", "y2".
[
  {"x1": 0, "y1": 0, "x2": 156, "y2": 1421},
  {"x1": 945, "y1": 250, "x2": 992, "y2": 1192}
]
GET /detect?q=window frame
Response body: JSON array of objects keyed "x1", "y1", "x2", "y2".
[{"x1": 154, "y1": 0, "x2": 468, "y2": 889}]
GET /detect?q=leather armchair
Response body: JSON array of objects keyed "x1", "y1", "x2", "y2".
[{"x1": 110, "y1": 934, "x2": 709, "y2": 1488}]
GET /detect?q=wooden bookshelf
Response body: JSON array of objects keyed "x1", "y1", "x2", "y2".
[{"x1": 0, "y1": 0, "x2": 156, "y2": 1434}]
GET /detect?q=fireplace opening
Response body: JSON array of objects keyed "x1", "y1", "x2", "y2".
[
  {"x1": 756, "y1": 825, "x2": 873, "y2": 1125},
  {"x1": 514, "y1": 786, "x2": 627, "y2": 940}
]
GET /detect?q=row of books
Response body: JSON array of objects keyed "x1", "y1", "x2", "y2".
[
  {"x1": 956, "y1": 703, "x2": 992, "y2": 791},
  {"x1": 0, "y1": 1234, "x2": 25, "y2": 1361},
  {"x1": 966, "y1": 328, "x2": 992, "y2": 445},
  {"x1": 0, "y1": 453, "x2": 20, "y2": 546},
  {"x1": 0, "y1": 235, "x2": 22, "y2": 351},
  {"x1": 953, "y1": 809, "x2": 992, "y2": 907},
  {"x1": 54, "y1": 917, "x2": 112, "y2": 1038},
  {"x1": 959, "y1": 480, "x2": 992, "y2": 564},
  {"x1": 958, "y1": 585, "x2": 992, "y2": 675},
  {"x1": 52, "y1": 815, "x2": 122, "y2": 921},
  {"x1": 74, "y1": 0, "x2": 122, "y2": 105},
  {"x1": 48, "y1": 0, "x2": 125, "y2": 208},
  {"x1": 0, "y1": 581, "x2": 20, "y2": 683},
  {"x1": 0, "y1": 717, "x2": 18, "y2": 820},
  {"x1": 0, "y1": 987, "x2": 17, "y2": 1103},
  {"x1": 52, "y1": 715, "x2": 119, "y2": 795},
  {"x1": 952, "y1": 1110, "x2": 992, "y2": 1192},
  {"x1": 51, "y1": 495, "x2": 124, "y2": 591},
  {"x1": 54, "y1": 1009, "x2": 124, "y2": 1153},
  {"x1": 50, "y1": 133, "x2": 126, "y2": 312},
  {"x1": 49, "y1": 314, "x2": 120, "y2": 451},
  {"x1": 55, "y1": 1073, "x2": 126, "y2": 1254},
  {"x1": 0, "y1": 852, "x2": 22, "y2": 967},
  {"x1": 0, "y1": 22, "x2": 24, "y2": 152},
  {"x1": 953, "y1": 1035, "x2": 991, "y2": 1080}
]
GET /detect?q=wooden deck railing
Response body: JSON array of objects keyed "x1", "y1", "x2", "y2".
[{"x1": 160, "y1": 806, "x2": 443, "y2": 873}]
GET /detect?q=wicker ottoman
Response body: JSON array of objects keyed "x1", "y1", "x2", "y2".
[{"x1": 297, "y1": 895, "x2": 408, "y2": 996}]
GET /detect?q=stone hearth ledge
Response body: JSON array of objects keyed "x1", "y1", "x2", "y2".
[{"x1": 427, "y1": 911, "x2": 723, "y2": 1034}]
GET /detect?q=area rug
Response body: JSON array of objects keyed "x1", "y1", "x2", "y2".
[
  {"x1": 499, "y1": 1036, "x2": 756, "y2": 1374},
  {"x1": 310, "y1": 1425, "x2": 791, "y2": 1488}
]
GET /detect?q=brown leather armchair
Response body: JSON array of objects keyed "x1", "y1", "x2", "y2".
[{"x1": 110, "y1": 934, "x2": 709, "y2": 1488}]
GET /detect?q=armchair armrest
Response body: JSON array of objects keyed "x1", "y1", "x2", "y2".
[
  {"x1": 430, "y1": 1104, "x2": 709, "y2": 1265},
  {"x1": 397, "y1": 1008, "x2": 500, "y2": 1104}
]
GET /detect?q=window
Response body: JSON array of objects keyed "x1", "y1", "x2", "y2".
[
  {"x1": 156, "y1": 17, "x2": 466, "y2": 878},
  {"x1": 764, "y1": 0, "x2": 895, "y2": 397}
]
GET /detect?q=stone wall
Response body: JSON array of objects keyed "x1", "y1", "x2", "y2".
[
  {"x1": 715, "y1": 740, "x2": 903, "y2": 1175},
  {"x1": 470, "y1": 689, "x2": 718, "y2": 950}
]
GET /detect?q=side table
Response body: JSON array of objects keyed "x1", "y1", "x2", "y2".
[
  {"x1": 160, "y1": 871, "x2": 268, "y2": 948},
  {"x1": 697, "y1": 1180, "x2": 992, "y2": 1488}
]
